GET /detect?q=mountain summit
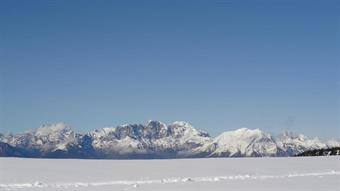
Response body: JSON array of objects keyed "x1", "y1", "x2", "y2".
[{"x1": 0, "y1": 121, "x2": 338, "y2": 159}]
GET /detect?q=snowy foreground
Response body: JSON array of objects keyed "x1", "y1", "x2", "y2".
[{"x1": 0, "y1": 157, "x2": 339, "y2": 191}]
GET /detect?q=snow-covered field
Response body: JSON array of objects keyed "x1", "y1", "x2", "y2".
[{"x1": 0, "y1": 157, "x2": 339, "y2": 191}]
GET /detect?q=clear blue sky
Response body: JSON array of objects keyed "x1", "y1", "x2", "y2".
[{"x1": 0, "y1": 0, "x2": 339, "y2": 138}]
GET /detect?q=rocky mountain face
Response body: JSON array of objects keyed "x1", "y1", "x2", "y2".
[
  {"x1": 0, "y1": 121, "x2": 338, "y2": 159},
  {"x1": 88, "y1": 121, "x2": 211, "y2": 158}
]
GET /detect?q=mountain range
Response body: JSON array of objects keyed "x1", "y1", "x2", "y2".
[{"x1": 0, "y1": 121, "x2": 339, "y2": 159}]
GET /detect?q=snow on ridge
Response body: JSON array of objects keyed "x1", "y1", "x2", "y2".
[
  {"x1": 0, "y1": 122, "x2": 77, "y2": 153},
  {"x1": 170, "y1": 121, "x2": 192, "y2": 128},
  {"x1": 35, "y1": 122, "x2": 71, "y2": 134},
  {"x1": 88, "y1": 120, "x2": 212, "y2": 156},
  {"x1": 207, "y1": 127, "x2": 279, "y2": 157},
  {"x1": 0, "y1": 121, "x2": 339, "y2": 158}
]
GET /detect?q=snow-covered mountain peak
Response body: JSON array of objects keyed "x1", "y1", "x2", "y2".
[
  {"x1": 326, "y1": 138, "x2": 340, "y2": 147},
  {"x1": 1, "y1": 121, "x2": 338, "y2": 159},
  {"x1": 91, "y1": 127, "x2": 116, "y2": 138},
  {"x1": 232, "y1": 128, "x2": 264, "y2": 137},
  {"x1": 171, "y1": 121, "x2": 192, "y2": 128},
  {"x1": 276, "y1": 131, "x2": 329, "y2": 156},
  {"x1": 168, "y1": 121, "x2": 210, "y2": 138},
  {"x1": 279, "y1": 131, "x2": 308, "y2": 141},
  {"x1": 145, "y1": 120, "x2": 167, "y2": 130},
  {"x1": 215, "y1": 128, "x2": 269, "y2": 142},
  {"x1": 207, "y1": 128, "x2": 278, "y2": 157},
  {"x1": 169, "y1": 121, "x2": 194, "y2": 133},
  {"x1": 1, "y1": 122, "x2": 77, "y2": 152},
  {"x1": 87, "y1": 121, "x2": 212, "y2": 157},
  {"x1": 33, "y1": 122, "x2": 73, "y2": 137}
]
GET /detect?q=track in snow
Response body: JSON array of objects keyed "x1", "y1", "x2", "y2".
[
  {"x1": 0, "y1": 170, "x2": 339, "y2": 190},
  {"x1": 0, "y1": 157, "x2": 339, "y2": 191}
]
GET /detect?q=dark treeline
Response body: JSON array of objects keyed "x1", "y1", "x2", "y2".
[{"x1": 296, "y1": 147, "x2": 340, "y2": 157}]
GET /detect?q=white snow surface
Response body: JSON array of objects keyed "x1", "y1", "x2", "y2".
[{"x1": 0, "y1": 156, "x2": 339, "y2": 191}]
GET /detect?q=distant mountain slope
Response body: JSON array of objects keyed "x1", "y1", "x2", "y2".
[
  {"x1": 201, "y1": 128, "x2": 283, "y2": 157},
  {"x1": 0, "y1": 142, "x2": 24, "y2": 157},
  {"x1": 0, "y1": 121, "x2": 338, "y2": 159},
  {"x1": 296, "y1": 147, "x2": 340, "y2": 156}
]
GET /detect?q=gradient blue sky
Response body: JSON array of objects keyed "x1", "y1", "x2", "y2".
[{"x1": 0, "y1": 0, "x2": 339, "y2": 138}]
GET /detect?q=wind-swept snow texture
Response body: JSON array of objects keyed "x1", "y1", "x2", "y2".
[{"x1": 0, "y1": 157, "x2": 339, "y2": 191}]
